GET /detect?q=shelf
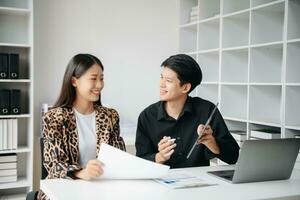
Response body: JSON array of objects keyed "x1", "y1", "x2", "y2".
[
  {"x1": 287, "y1": 0, "x2": 300, "y2": 40},
  {"x1": 249, "y1": 120, "x2": 281, "y2": 128},
  {"x1": 0, "y1": 177, "x2": 30, "y2": 190},
  {"x1": 224, "y1": 117, "x2": 248, "y2": 123},
  {"x1": 285, "y1": 86, "x2": 300, "y2": 128},
  {"x1": 249, "y1": 85, "x2": 282, "y2": 125},
  {"x1": 222, "y1": 11, "x2": 249, "y2": 48},
  {"x1": 198, "y1": 18, "x2": 219, "y2": 50},
  {"x1": 0, "y1": 42, "x2": 30, "y2": 48},
  {"x1": 285, "y1": 126, "x2": 300, "y2": 131},
  {"x1": 221, "y1": 48, "x2": 248, "y2": 83},
  {"x1": 251, "y1": 0, "x2": 284, "y2": 9},
  {"x1": 202, "y1": 81, "x2": 218, "y2": 85},
  {"x1": 196, "y1": 84, "x2": 218, "y2": 103},
  {"x1": 251, "y1": 2, "x2": 284, "y2": 45},
  {"x1": 0, "y1": 114, "x2": 31, "y2": 118},
  {"x1": 287, "y1": 38, "x2": 300, "y2": 44},
  {"x1": 223, "y1": 0, "x2": 250, "y2": 15},
  {"x1": 0, "y1": 79, "x2": 31, "y2": 83},
  {"x1": 0, "y1": 146, "x2": 30, "y2": 154},
  {"x1": 197, "y1": 51, "x2": 219, "y2": 82},
  {"x1": 179, "y1": 0, "x2": 198, "y2": 25},
  {"x1": 221, "y1": 85, "x2": 247, "y2": 120},
  {"x1": 249, "y1": 44, "x2": 283, "y2": 83},
  {"x1": 0, "y1": 7, "x2": 30, "y2": 16},
  {"x1": 198, "y1": 0, "x2": 220, "y2": 20},
  {"x1": 179, "y1": 23, "x2": 197, "y2": 52},
  {"x1": 286, "y1": 41, "x2": 300, "y2": 83}
]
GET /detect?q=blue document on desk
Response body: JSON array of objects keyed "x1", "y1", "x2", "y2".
[
  {"x1": 97, "y1": 143, "x2": 170, "y2": 179},
  {"x1": 155, "y1": 169, "x2": 218, "y2": 189}
]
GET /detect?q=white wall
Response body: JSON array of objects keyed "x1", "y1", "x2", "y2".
[{"x1": 33, "y1": 0, "x2": 179, "y2": 188}]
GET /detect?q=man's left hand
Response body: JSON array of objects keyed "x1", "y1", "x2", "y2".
[{"x1": 197, "y1": 124, "x2": 220, "y2": 155}]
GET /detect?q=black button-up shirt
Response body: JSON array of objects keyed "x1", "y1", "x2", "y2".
[{"x1": 135, "y1": 96, "x2": 239, "y2": 168}]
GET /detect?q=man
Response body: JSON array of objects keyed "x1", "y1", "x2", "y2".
[{"x1": 135, "y1": 54, "x2": 239, "y2": 168}]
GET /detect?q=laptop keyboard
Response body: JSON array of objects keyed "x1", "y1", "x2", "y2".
[{"x1": 207, "y1": 170, "x2": 235, "y2": 181}]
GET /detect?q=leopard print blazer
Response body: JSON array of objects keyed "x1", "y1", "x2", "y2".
[{"x1": 37, "y1": 105, "x2": 126, "y2": 200}]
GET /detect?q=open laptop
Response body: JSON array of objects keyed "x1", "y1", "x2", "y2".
[{"x1": 207, "y1": 138, "x2": 300, "y2": 183}]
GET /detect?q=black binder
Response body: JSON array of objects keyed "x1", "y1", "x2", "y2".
[
  {"x1": 0, "y1": 89, "x2": 10, "y2": 115},
  {"x1": 9, "y1": 54, "x2": 19, "y2": 79},
  {"x1": 10, "y1": 89, "x2": 21, "y2": 114},
  {"x1": 0, "y1": 53, "x2": 9, "y2": 79}
]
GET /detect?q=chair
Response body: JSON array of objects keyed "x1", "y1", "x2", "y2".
[{"x1": 26, "y1": 137, "x2": 48, "y2": 200}]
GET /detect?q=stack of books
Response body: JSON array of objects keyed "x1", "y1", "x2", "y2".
[
  {"x1": 230, "y1": 130, "x2": 247, "y2": 147},
  {"x1": 0, "y1": 153, "x2": 17, "y2": 183},
  {"x1": 250, "y1": 129, "x2": 281, "y2": 140},
  {"x1": 0, "y1": 118, "x2": 18, "y2": 150},
  {"x1": 190, "y1": 6, "x2": 198, "y2": 22}
]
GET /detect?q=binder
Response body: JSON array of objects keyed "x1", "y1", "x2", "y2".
[
  {"x1": 0, "y1": 89, "x2": 10, "y2": 115},
  {"x1": 9, "y1": 54, "x2": 19, "y2": 79},
  {"x1": 3, "y1": 119, "x2": 7, "y2": 150},
  {"x1": 0, "y1": 120, "x2": 3, "y2": 150},
  {"x1": 0, "y1": 53, "x2": 9, "y2": 79},
  {"x1": 12, "y1": 119, "x2": 18, "y2": 149},
  {"x1": 10, "y1": 89, "x2": 21, "y2": 114}
]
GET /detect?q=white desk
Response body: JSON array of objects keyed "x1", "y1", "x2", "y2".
[{"x1": 40, "y1": 165, "x2": 300, "y2": 200}]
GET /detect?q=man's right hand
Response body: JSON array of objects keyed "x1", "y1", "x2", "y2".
[
  {"x1": 75, "y1": 159, "x2": 103, "y2": 180},
  {"x1": 155, "y1": 136, "x2": 176, "y2": 164}
]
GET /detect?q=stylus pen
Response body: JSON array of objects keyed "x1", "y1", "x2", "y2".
[{"x1": 186, "y1": 102, "x2": 219, "y2": 159}]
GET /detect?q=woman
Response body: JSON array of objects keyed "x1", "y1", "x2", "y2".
[{"x1": 38, "y1": 54, "x2": 125, "y2": 200}]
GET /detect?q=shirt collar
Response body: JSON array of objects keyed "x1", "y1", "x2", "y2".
[{"x1": 157, "y1": 96, "x2": 193, "y2": 121}]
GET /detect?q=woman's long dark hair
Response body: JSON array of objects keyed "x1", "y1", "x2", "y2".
[{"x1": 54, "y1": 54, "x2": 104, "y2": 108}]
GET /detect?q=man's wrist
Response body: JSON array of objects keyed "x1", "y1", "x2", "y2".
[{"x1": 155, "y1": 153, "x2": 165, "y2": 164}]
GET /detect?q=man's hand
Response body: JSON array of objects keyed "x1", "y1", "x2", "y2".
[
  {"x1": 75, "y1": 159, "x2": 103, "y2": 180},
  {"x1": 197, "y1": 124, "x2": 220, "y2": 155},
  {"x1": 155, "y1": 136, "x2": 176, "y2": 164}
]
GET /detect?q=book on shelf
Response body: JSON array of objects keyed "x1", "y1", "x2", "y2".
[
  {"x1": 191, "y1": 6, "x2": 198, "y2": 11},
  {"x1": 0, "y1": 162, "x2": 17, "y2": 170},
  {"x1": 250, "y1": 129, "x2": 281, "y2": 139},
  {"x1": 0, "y1": 153, "x2": 17, "y2": 163},
  {"x1": 0, "y1": 168, "x2": 17, "y2": 176},
  {"x1": 295, "y1": 135, "x2": 300, "y2": 139},
  {"x1": 190, "y1": 15, "x2": 198, "y2": 21},
  {"x1": 190, "y1": 9, "x2": 198, "y2": 17},
  {"x1": 230, "y1": 130, "x2": 247, "y2": 141},
  {"x1": 0, "y1": 175, "x2": 17, "y2": 184},
  {"x1": 0, "y1": 53, "x2": 9, "y2": 79},
  {"x1": 0, "y1": 119, "x2": 18, "y2": 150},
  {"x1": 8, "y1": 53, "x2": 19, "y2": 79}
]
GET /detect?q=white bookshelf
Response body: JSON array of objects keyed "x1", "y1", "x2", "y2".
[
  {"x1": 179, "y1": 0, "x2": 300, "y2": 164},
  {"x1": 0, "y1": 0, "x2": 33, "y2": 198}
]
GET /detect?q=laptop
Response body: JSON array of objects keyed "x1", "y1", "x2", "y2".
[{"x1": 207, "y1": 138, "x2": 300, "y2": 183}]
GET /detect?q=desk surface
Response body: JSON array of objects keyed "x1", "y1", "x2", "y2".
[{"x1": 40, "y1": 165, "x2": 300, "y2": 200}]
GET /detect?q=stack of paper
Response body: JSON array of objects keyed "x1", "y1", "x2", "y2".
[{"x1": 0, "y1": 153, "x2": 17, "y2": 183}]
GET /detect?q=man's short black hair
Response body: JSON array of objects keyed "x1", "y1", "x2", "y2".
[{"x1": 161, "y1": 54, "x2": 202, "y2": 93}]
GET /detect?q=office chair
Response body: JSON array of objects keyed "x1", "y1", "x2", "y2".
[{"x1": 26, "y1": 137, "x2": 48, "y2": 200}]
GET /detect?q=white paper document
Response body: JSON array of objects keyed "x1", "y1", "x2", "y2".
[
  {"x1": 155, "y1": 169, "x2": 218, "y2": 189},
  {"x1": 97, "y1": 143, "x2": 170, "y2": 179}
]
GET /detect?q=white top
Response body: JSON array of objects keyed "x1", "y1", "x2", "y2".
[{"x1": 74, "y1": 108, "x2": 97, "y2": 167}]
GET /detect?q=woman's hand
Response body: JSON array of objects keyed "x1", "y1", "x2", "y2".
[{"x1": 75, "y1": 159, "x2": 103, "y2": 180}]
